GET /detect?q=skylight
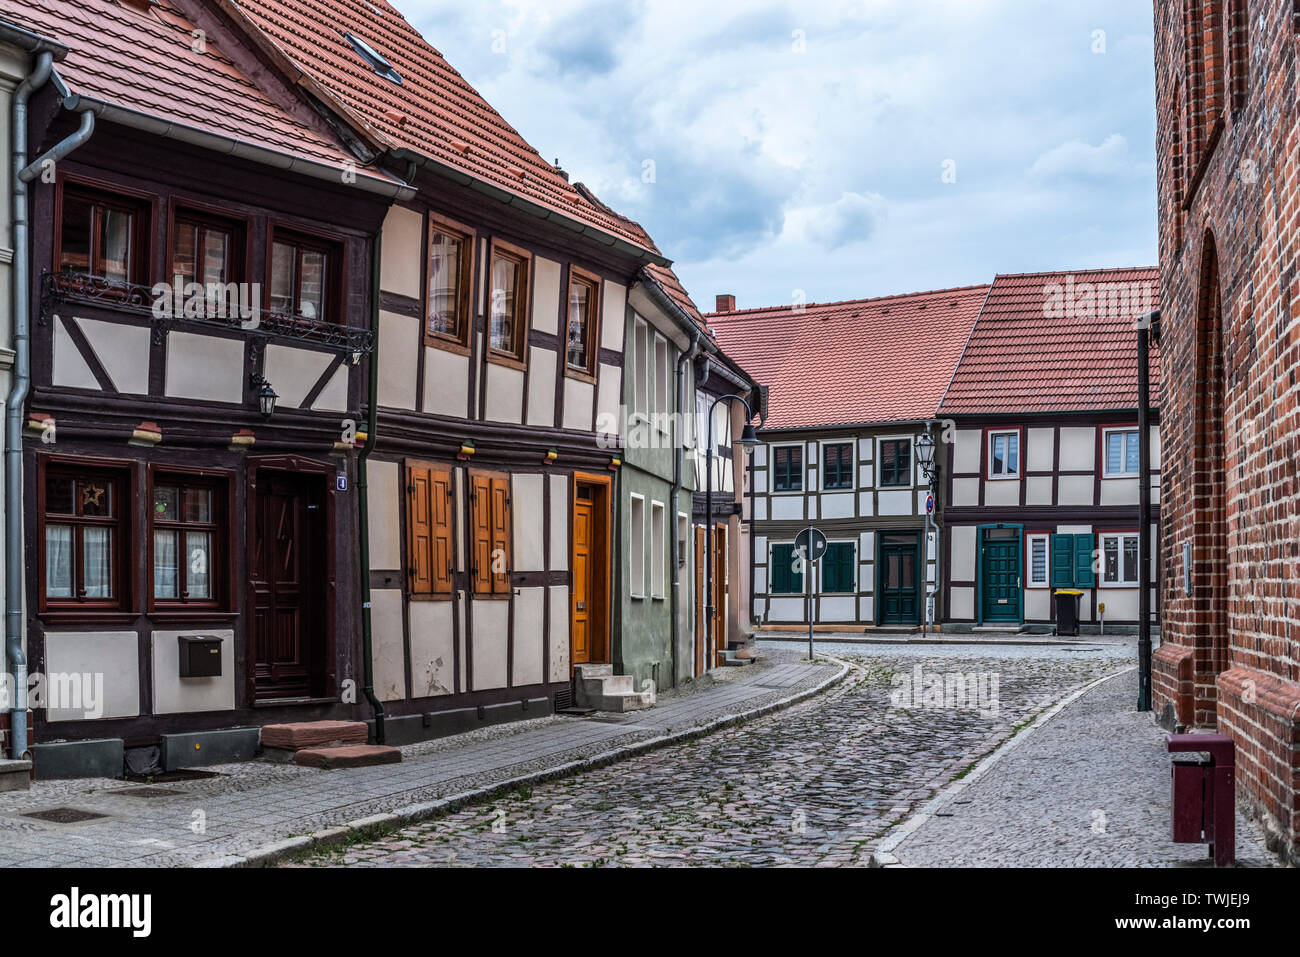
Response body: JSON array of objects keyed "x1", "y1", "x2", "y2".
[{"x1": 344, "y1": 32, "x2": 402, "y2": 85}]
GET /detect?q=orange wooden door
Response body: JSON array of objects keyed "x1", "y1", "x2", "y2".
[
  {"x1": 713, "y1": 523, "x2": 727, "y2": 666},
  {"x1": 572, "y1": 496, "x2": 594, "y2": 665}
]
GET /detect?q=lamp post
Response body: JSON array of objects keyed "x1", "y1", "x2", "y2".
[
  {"x1": 705, "y1": 393, "x2": 759, "y2": 672},
  {"x1": 915, "y1": 429, "x2": 938, "y2": 633}
]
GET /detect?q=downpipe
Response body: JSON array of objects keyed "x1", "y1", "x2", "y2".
[
  {"x1": 357, "y1": 230, "x2": 386, "y2": 743},
  {"x1": 669, "y1": 329, "x2": 702, "y2": 684}
]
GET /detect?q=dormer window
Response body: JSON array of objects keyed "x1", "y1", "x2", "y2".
[{"x1": 344, "y1": 32, "x2": 402, "y2": 85}]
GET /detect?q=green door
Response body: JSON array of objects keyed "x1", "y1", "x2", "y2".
[
  {"x1": 980, "y1": 527, "x2": 1022, "y2": 623},
  {"x1": 878, "y1": 532, "x2": 921, "y2": 625}
]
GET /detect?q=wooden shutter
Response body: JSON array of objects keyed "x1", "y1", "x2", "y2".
[
  {"x1": 1073, "y1": 534, "x2": 1097, "y2": 587},
  {"x1": 489, "y1": 475, "x2": 511, "y2": 595},
  {"x1": 1050, "y1": 534, "x2": 1074, "y2": 588},
  {"x1": 771, "y1": 545, "x2": 791, "y2": 594},
  {"x1": 407, "y1": 464, "x2": 454, "y2": 596},
  {"x1": 470, "y1": 473, "x2": 493, "y2": 594}
]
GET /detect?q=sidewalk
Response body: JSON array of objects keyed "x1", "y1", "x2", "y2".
[
  {"x1": 874, "y1": 668, "x2": 1278, "y2": 867},
  {"x1": 0, "y1": 652, "x2": 843, "y2": 868}
]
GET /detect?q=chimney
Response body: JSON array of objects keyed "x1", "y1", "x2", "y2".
[{"x1": 715, "y1": 294, "x2": 736, "y2": 313}]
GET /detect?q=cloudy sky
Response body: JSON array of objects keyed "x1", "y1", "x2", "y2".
[{"x1": 401, "y1": 0, "x2": 1157, "y2": 311}]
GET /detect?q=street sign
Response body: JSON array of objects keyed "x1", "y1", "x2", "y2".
[
  {"x1": 795, "y1": 527, "x2": 827, "y2": 562},
  {"x1": 926, "y1": 494, "x2": 934, "y2": 514}
]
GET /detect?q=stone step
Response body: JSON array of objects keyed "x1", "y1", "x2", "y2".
[
  {"x1": 0, "y1": 759, "x2": 32, "y2": 792},
  {"x1": 573, "y1": 663, "x2": 613, "y2": 679},
  {"x1": 596, "y1": 691, "x2": 654, "y2": 713},
  {"x1": 293, "y1": 744, "x2": 402, "y2": 770},
  {"x1": 581, "y1": 674, "x2": 634, "y2": 695},
  {"x1": 261, "y1": 720, "x2": 369, "y2": 751}
]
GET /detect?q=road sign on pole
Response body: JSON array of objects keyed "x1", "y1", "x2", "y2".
[{"x1": 796, "y1": 526, "x2": 825, "y2": 662}]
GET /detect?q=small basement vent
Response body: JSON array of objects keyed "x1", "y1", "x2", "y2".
[
  {"x1": 553, "y1": 687, "x2": 573, "y2": 712},
  {"x1": 344, "y1": 31, "x2": 402, "y2": 85}
]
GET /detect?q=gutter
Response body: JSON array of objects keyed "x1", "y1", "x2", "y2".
[
  {"x1": 61, "y1": 90, "x2": 415, "y2": 202},
  {"x1": 669, "y1": 328, "x2": 703, "y2": 684},
  {"x1": 394, "y1": 148, "x2": 669, "y2": 268},
  {"x1": 356, "y1": 229, "x2": 386, "y2": 744}
]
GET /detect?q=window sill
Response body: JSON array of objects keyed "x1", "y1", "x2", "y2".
[
  {"x1": 486, "y1": 350, "x2": 528, "y2": 373},
  {"x1": 563, "y1": 365, "x2": 598, "y2": 385},
  {"x1": 651, "y1": 594, "x2": 666, "y2": 602},
  {"x1": 38, "y1": 610, "x2": 138, "y2": 627},
  {"x1": 148, "y1": 610, "x2": 237, "y2": 624},
  {"x1": 985, "y1": 474, "x2": 1021, "y2": 482},
  {"x1": 630, "y1": 593, "x2": 646, "y2": 602},
  {"x1": 424, "y1": 333, "x2": 472, "y2": 357},
  {"x1": 1100, "y1": 473, "x2": 1141, "y2": 481}
]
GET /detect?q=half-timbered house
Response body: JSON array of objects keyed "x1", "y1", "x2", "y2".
[
  {"x1": 708, "y1": 286, "x2": 989, "y2": 631},
  {"x1": 5, "y1": 0, "x2": 411, "y2": 772},
  {"x1": 225, "y1": 0, "x2": 679, "y2": 735},
  {"x1": 937, "y1": 268, "x2": 1161, "y2": 633}
]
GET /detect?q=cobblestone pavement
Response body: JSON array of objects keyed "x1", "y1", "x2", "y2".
[
  {"x1": 288, "y1": 647, "x2": 1131, "y2": 867},
  {"x1": 889, "y1": 668, "x2": 1279, "y2": 867},
  {"x1": 0, "y1": 653, "x2": 835, "y2": 867}
]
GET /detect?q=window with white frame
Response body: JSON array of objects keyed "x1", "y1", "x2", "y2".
[
  {"x1": 772, "y1": 444, "x2": 803, "y2": 492},
  {"x1": 655, "y1": 337, "x2": 670, "y2": 431},
  {"x1": 633, "y1": 320, "x2": 648, "y2": 421},
  {"x1": 1103, "y1": 428, "x2": 1141, "y2": 477},
  {"x1": 629, "y1": 494, "x2": 645, "y2": 597},
  {"x1": 1027, "y1": 533, "x2": 1050, "y2": 587},
  {"x1": 650, "y1": 501, "x2": 666, "y2": 598},
  {"x1": 1100, "y1": 532, "x2": 1140, "y2": 586},
  {"x1": 988, "y1": 429, "x2": 1020, "y2": 478}
]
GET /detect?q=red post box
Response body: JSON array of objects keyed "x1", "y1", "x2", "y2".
[{"x1": 1166, "y1": 733, "x2": 1235, "y2": 867}]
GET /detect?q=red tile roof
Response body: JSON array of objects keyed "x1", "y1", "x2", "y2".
[
  {"x1": 0, "y1": 0, "x2": 365, "y2": 170},
  {"x1": 939, "y1": 267, "x2": 1161, "y2": 415},
  {"x1": 707, "y1": 285, "x2": 990, "y2": 430},
  {"x1": 226, "y1": 0, "x2": 660, "y2": 255},
  {"x1": 643, "y1": 263, "x2": 706, "y2": 331}
]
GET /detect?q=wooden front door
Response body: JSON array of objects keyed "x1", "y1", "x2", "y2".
[
  {"x1": 980, "y1": 527, "x2": 1022, "y2": 623},
  {"x1": 713, "y1": 522, "x2": 727, "y2": 666},
  {"x1": 878, "y1": 531, "x2": 921, "y2": 626},
  {"x1": 571, "y1": 477, "x2": 609, "y2": 668},
  {"x1": 250, "y1": 471, "x2": 325, "y2": 699},
  {"x1": 694, "y1": 526, "x2": 707, "y2": 674}
]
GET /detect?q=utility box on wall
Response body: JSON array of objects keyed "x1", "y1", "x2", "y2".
[{"x1": 178, "y1": 635, "x2": 223, "y2": 678}]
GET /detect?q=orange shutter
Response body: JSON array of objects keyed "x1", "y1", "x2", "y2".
[
  {"x1": 490, "y1": 476, "x2": 512, "y2": 594},
  {"x1": 407, "y1": 464, "x2": 434, "y2": 595},
  {"x1": 471, "y1": 473, "x2": 493, "y2": 594},
  {"x1": 430, "y1": 469, "x2": 454, "y2": 595}
]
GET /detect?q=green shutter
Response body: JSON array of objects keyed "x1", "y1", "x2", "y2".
[
  {"x1": 771, "y1": 544, "x2": 804, "y2": 595},
  {"x1": 1050, "y1": 534, "x2": 1073, "y2": 588},
  {"x1": 1073, "y1": 534, "x2": 1096, "y2": 587},
  {"x1": 823, "y1": 542, "x2": 855, "y2": 593}
]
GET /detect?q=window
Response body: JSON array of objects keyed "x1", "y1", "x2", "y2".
[
  {"x1": 988, "y1": 430, "x2": 1020, "y2": 479},
  {"x1": 772, "y1": 446, "x2": 803, "y2": 492},
  {"x1": 489, "y1": 244, "x2": 529, "y2": 363},
  {"x1": 1103, "y1": 428, "x2": 1141, "y2": 477},
  {"x1": 42, "y1": 465, "x2": 128, "y2": 610},
  {"x1": 878, "y1": 438, "x2": 911, "y2": 487},
  {"x1": 646, "y1": 331, "x2": 658, "y2": 423},
  {"x1": 151, "y1": 475, "x2": 224, "y2": 607},
  {"x1": 170, "y1": 209, "x2": 246, "y2": 318},
  {"x1": 822, "y1": 542, "x2": 856, "y2": 594},
  {"x1": 344, "y1": 31, "x2": 402, "y2": 84},
  {"x1": 769, "y1": 543, "x2": 804, "y2": 595},
  {"x1": 629, "y1": 495, "x2": 645, "y2": 597},
  {"x1": 1101, "y1": 533, "x2": 1140, "y2": 587},
  {"x1": 822, "y1": 443, "x2": 854, "y2": 490},
  {"x1": 406, "y1": 463, "x2": 454, "y2": 597},
  {"x1": 654, "y1": 336, "x2": 669, "y2": 423},
  {"x1": 427, "y1": 220, "x2": 472, "y2": 346},
  {"x1": 1027, "y1": 534, "x2": 1050, "y2": 588},
  {"x1": 1050, "y1": 533, "x2": 1097, "y2": 589},
  {"x1": 58, "y1": 182, "x2": 149, "y2": 285},
  {"x1": 566, "y1": 270, "x2": 599, "y2": 376},
  {"x1": 470, "y1": 472, "x2": 511, "y2": 596},
  {"x1": 269, "y1": 229, "x2": 338, "y2": 322},
  {"x1": 634, "y1": 322, "x2": 649, "y2": 419},
  {"x1": 650, "y1": 501, "x2": 666, "y2": 598},
  {"x1": 677, "y1": 512, "x2": 689, "y2": 569}
]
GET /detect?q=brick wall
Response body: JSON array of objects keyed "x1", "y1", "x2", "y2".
[{"x1": 1154, "y1": 0, "x2": 1300, "y2": 862}]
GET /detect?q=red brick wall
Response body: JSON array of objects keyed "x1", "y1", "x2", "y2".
[{"x1": 1154, "y1": 0, "x2": 1300, "y2": 862}]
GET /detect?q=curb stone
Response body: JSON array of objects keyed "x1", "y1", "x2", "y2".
[
  {"x1": 203, "y1": 657, "x2": 850, "y2": 868},
  {"x1": 868, "y1": 665, "x2": 1136, "y2": 868}
]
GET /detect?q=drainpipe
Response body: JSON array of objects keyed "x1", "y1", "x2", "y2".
[
  {"x1": 356, "y1": 229, "x2": 386, "y2": 743},
  {"x1": 923, "y1": 420, "x2": 939, "y2": 634},
  {"x1": 1136, "y1": 309, "x2": 1158, "y2": 712},
  {"x1": 669, "y1": 328, "x2": 703, "y2": 684},
  {"x1": 6, "y1": 58, "x2": 95, "y2": 759}
]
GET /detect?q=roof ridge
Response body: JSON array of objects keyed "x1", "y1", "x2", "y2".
[
  {"x1": 704, "y1": 282, "x2": 990, "y2": 318},
  {"x1": 990, "y1": 265, "x2": 1159, "y2": 281}
]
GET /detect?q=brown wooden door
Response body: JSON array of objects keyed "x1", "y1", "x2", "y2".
[
  {"x1": 694, "y1": 526, "x2": 707, "y2": 675},
  {"x1": 251, "y1": 472, "x2": 324, "y2": 699},
  {"x1": 713, "y1": 522, "x2": 727, "y2": 666},
  {"x1": 572, "y1": 493, "x2": 594, "y2": 665}
]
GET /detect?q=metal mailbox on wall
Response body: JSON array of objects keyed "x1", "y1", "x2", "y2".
[{"x1": 178, "y1": 635, "x2": 223, "y2": 678}]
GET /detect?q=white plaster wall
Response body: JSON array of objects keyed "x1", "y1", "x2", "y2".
[
  {"x1": 596, "y1": 363, "x2": 620, "y2": 441},
  {"x1": 512, "y1": 587, "x2": 545, "y2": 687},
  {"x1": 165, "y1": 332, "x2": 243, "y2": 403},
  {"x1": 822, "y1": 493, "x2": 854, "y2": 519},
  {"x1": 52, "y1": 320, "x2": 98, "y2": 390},
  {"x1": 367, "y1": 460, "x2": 402, "y2": 569},
  {"x1": 1059, "y1": 427, "x2": 1096, "y2": 471},
  {"x1": 562, "y1": 376, "x2": 594, "y2": 431},
  {"x1": 953, "y1": 429, "x2": 982, "y2": 473},
  {"x1": 378, "y1": 311, "x2": 419, "y2": 410},
  {"x1": 532, "y1": 257, "x2": 561, "y2": 336},
  {"x1": 1024, "y1": 589, "x2": 1051, "y2": 620},
  {"x1": 767, "y1": 598, "x2": 805, "y2": 621},
  {"x1": 485, "y1": 363, "x2": 525, "y2": 423},
  {"x1": 408, "y1": 601, "x2": 455, "y2": 698},
  {"x1": 771, "y1": 496, "x2": 803, "y2": 521},
  {"x1": 1101, "y1": 478, "x2": 1139, "y2": 506},
  {"x1": 263, "y1": 344, "x2": 335, "y2": 410},
  {"x1": 878, "y1": 490, "x2": 913, "y2": 515},
  {"x1": 600, "y1": 281, "x2": 628, "y2": 352},
  {"x1": 1027, "y1": 427, "x2": 1055, "y2": 472},
  {"x1": 1026, "y1": 476, "x2": 1054, "y2": 505},
  {"x1": 951, "y1": 526, "x2": 977, "y2": 581},
  {"x1": 380, "y1": 205, "x2": 424, "y2": 299},
  {"x1": 371, "y1": 589, "x2": 407, "y2": 701},
  {"x1": 526, "y1": 347, "x2": 556, "y2": 427},
  {"x1": 43, "y1": 631, "x2": 139, "y2": 721},
  {"x1": 513, "y1": 473, "x2": 545, "y2": 570},
  {"x1": 1058, "y1": 475, "x2": 1094, "y2": 506},
  {"x1": 949, "y1": 586, "x2": 975, "y2": 620},
  {"x1": 425, "y1": 346, "x2": 470, "y2": 419},
  {"x1": 857, "y1": 493, "x2": 873, "y2": 516},
  {"x1": 472, "y1": 600, "x2": 509, "y2": 690},
  {"x1": 985, "y1": 480, "x2": 1019, "y2": 507},
  {"x1": 952, "y1": 477, "x2": 980, "y2": 507},
  {"x1": 548, "y1": 584, "x2": 570, "y2": 682},
  {"x1": 152, "y1": 629, "x2": 235, "y2": 714},
  {"x1": 80, "y1": 317, "x2": 150, "y2": 395},
  {"x1": 549, "y1": 474, "x2": 569, "y2": 571},
  {"x1": 819, "y1": 597, "x2": 856, "y2": 621},
  {"x1": 1098, "y1": 589, "x2": 1139, "y2": 621}
]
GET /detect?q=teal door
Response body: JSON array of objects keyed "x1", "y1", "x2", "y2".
[
  {"x1": 980, "y1": 527, "x2": 1022, "y2": 623},
  {"x1": 878, "y1": 532, "x2": 921, "y2": 625}
]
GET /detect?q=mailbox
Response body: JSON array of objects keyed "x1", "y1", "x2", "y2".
[
  {"x1": 1167, "y1": 733, "x2": 1235, "y2": 867},
  {"x1": 178, "y1": 634, "x2": 223, "y2": 678}
]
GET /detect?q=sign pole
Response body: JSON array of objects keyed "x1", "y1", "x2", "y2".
[{"x1": 806, "y1": 524, "x2": 815, "y2": 662}]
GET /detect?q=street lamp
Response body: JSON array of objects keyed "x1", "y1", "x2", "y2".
[
  {"x1": 915, "y1": 431, "x2": 936, "y2": 487},
  {"x1": 705, "y1": 392, "x2": 759, "y2": 673},
  {"x1": 250, "y1": 374, "x2": 278, "y2": 419},
  {"x1": 915, "y1": 428, "x2": 938, "y2": 634}
]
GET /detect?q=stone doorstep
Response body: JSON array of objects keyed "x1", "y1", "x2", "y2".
[
  {"x1": 260, "y1": 720, "x2": 369, "y2": 751},
  {"x1": 293, "y1": 745, "x2": 402, "y2": 770},
  {"x1": 0, "y1": 759, "x2": 32, "y2": 792}
]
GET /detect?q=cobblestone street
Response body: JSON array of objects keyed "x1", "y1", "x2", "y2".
[{"x1": 289, "y1": 644, "x2": 1131, "y2": 867}]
